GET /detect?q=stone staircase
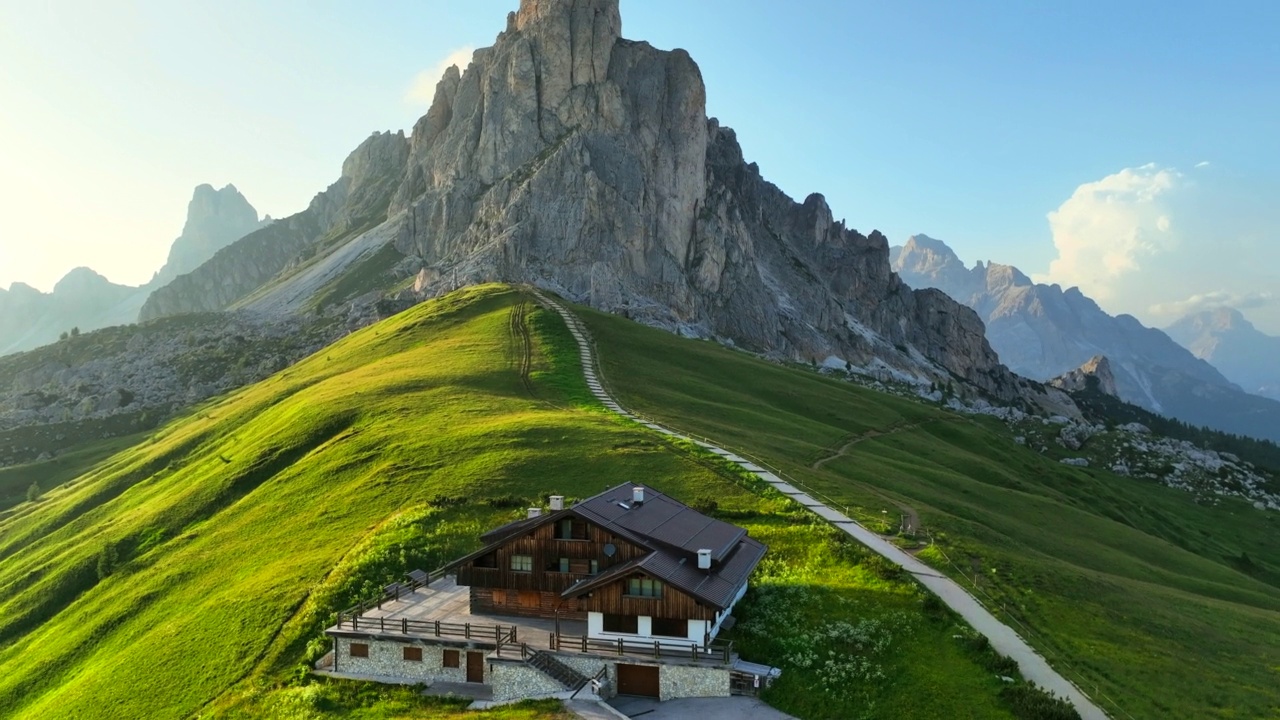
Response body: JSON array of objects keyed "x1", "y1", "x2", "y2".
[{"x1": 526, "y1": 649, "x2": 592, "y2": 691}]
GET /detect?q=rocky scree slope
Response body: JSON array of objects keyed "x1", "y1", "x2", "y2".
[
  {"x1": 0, "y1": 313, "x2": 345, "y2": 468},
  {"x1": 1167, "y1": 307, "x2": 1280, "y2": 403},
  {"x1": 139, "y1": 134, "x2": 411, "y2": 321},
  {"x1": 892, "y1": 234, "x2": 1280, "y2": 443},
  {"x1": 139, "y1": 0, "x2": 1073, "y2": 415}
]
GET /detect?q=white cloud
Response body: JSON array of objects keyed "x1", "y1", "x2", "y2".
[
  {"x1": 1194, "y1": 160, "x2": 1211, "y2": 168},
  {"x1": 404, "y1": 46, "x2": 474, "y2": 106},
  {"x1": 1036, "y1": 163, "x2": 1183, "y2": 301},
  {"x1": 1150, "y1": 290, "x2": 1274, "y2": 319}
]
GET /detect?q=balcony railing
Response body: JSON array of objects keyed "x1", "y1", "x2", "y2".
[{"x1": 549, "y1": 632, "x2": 734, "y2": 664}]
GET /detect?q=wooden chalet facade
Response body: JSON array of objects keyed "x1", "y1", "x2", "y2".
[{"x1": 446, "y1": 483, "x2": 767, "y2": 647}]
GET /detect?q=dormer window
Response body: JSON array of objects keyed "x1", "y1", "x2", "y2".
[{"x1": 555, "y1": 518, "x2": 589, "y2": 540}]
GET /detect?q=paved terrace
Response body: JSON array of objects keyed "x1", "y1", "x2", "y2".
[
  {"x1": 331, "y1": 576, "x2": 739, "y2": 666},
  {"x1": 330, "y1": 576, "x2": 581, "y2": 651}
]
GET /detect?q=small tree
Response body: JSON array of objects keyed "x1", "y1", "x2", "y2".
[
  {"x1": 26, "y1": 481, "x2": 41, "y2": 502},
  {"x1": 59, "y1": 331, "x2": 69, "y2": 341},
  {"x1": 70, "y1": 326, "x2": 80, "y2": 337},
  {"x1": 96, "y1": 542, "x2": 120, "y2": 580}
]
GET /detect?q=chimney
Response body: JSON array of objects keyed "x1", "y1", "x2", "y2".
[
  {"x1": 697, "y1": 549, "x2": 712, "y2": 570},
  {"x1": 632, "y1": 486, "x2": 645, "y2": 505},
  {"x1": 549, "y1": 495, "x2": 564, "y2": 511},
  {"x1": 527, "y1": 507, "x2": 542, "y2": 519}
]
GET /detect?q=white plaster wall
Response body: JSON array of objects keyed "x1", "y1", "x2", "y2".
[
  {"x1": 637, "y1": 615, "x2": 652, "y2": 636},
  {"x1": 686, "y1": 619, "x2": 709, "y2": 644},
  {"x1": 708, "y1": 582, "x2": 749, "y2": 640}
]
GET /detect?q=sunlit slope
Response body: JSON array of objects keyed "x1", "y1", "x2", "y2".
[
  {"x1": 0, "y1": 286, "x2": 737, "y2": 719},
  {"x1": 579, "y1": 303, "x2": 1280, "y2": 719}
]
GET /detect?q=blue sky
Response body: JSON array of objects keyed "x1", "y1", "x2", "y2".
[{"x1": 1, "y1": 0, "x2": 1276, "y2": 331}]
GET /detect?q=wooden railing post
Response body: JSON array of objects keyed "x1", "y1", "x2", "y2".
[
  {"x1": 465, "y1": 623, "x2": 471, "y2": 639},
  {"x1": 617, "y1": 638, "x2": 623, "y2": 656},
  {"x1": 353, "y1": 616, "x2": 359, "y2": 631},
  {"x1": 379, "y1": 617, "x2": 385, "y2": 632},
  {"x1": 654, "y1": 641, "x2": 660, "y2": 659},
  {"x1": 581, "y1": 635, "x2": 586, "y2": 653},
  {"x1": 435, "y1": 620, "x2": 441, "y2": 637},
  {"x1": 402, "y1": 618, "x2": 407, "y2": 634}
]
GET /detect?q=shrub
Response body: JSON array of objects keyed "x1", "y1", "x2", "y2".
[
  {"x1": 96, "y1": 542, "x2": 121, "y2": 580},
  {"x1": 25, "y1": 481, "x2": 41, "y2": 503},
  {"x1": 999, "y1": 683, "x2": 1082, "y2": 720},
  {"x1": 691, "y1": 495, "x2": 719, "y2": 515}
]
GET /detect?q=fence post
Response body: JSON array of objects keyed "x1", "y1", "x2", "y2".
[
  {"x1": 435, "y1": 620, "x2": 441, "y2": 637},
  {"x1": 380, "y1": 617, "x2": 385, "y2": 632},
  {"x1": 617, "y1": 638, "x2": 623, "y2": 656},
  {"x1": 353, "y1": 616, "x2": 359, "y2": 631},
  {"x1": 402, "y1": 618, "x2": 407, "y2": 634},
  {"x1": 465, "y1": 623, "x2": 471, "y2": 639},
  {"x1": 654, "y1": 641, "x2": 660, "y2": 659}
]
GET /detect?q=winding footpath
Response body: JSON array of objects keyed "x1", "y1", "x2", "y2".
[{"x1": 529, "y1": 288, "x2": 1109, "y2": 720}]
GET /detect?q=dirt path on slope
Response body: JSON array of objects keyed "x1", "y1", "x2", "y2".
[{"x1": 508, "y1": 300, "x2": 535, "y2": 397}]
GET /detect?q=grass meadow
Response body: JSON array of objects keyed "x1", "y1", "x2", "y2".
[
  {"x1": 579, "y1": 301, "x2": 1280, "y2": 719},
  {"x1": 0, "y1": 285, "x2": 1039, "y2": 719}
]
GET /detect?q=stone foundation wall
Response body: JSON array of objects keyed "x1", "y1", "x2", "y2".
[
  {"x1": 334, "y1": 637, "x2": 469, "y2": 683},
  {"x1": 660, "y1": 664, "x2": 731, "y2": 701},
  {"x1": 489, "y1": 661, "x2": 565, "y2": 702},
  {"x1": 552, "y1": 654, "x2": 614, "y2": 699}
]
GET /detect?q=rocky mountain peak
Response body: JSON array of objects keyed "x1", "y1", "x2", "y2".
[
  {"x1": 52, "y1": 267, "x2": 114, "y2": 297},
  {"x1": 152, "y1": 184, "x2": 264, "y2": 285},
  {"x1": 137, "y1": 0, "x2": 1071, "y2": 414},
  {"x1": 1166, "y1": 308, "x2": 1280, "y2": 403},
  {"x1": 1050, "y1": 355, "x2": 1119, "y2": 397}
]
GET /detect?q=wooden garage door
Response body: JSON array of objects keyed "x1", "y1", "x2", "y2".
[{"x1": 616, "y1": 664, "x2": 660, "y2": 698}]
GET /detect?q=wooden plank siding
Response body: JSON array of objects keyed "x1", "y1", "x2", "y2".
[
  {"x1": 576, "y1": 575, "x2": 718, "y2": 621},
  {"x1": 470, "y1": 587, "x2": 584, "y2": 620},
  {"x1": 457, "y1": 515, "x2": 649, "y2": 620}
]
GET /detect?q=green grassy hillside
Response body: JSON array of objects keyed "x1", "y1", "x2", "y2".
[
  {"x1": 579, "y1": 304, "x2": 1280, "y2": 719},
  {"x1": 0, "y1": 286, "x2": 1030, "y2": 720}
]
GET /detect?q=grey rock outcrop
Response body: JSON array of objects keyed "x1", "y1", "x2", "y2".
[
  {"x1": 151, "y1": 184, "x2": 266, "y2": 286},
  {"x1": 132, "y1": 0, "x2": 1070, "y2": 412},
  {"x1": 1050, "y1": 356, "x2": 1118, "y2": 397},
  {"x1": 140, "y1": 132, "x2": 409, "y2": 320},
  {"x1": 349, "y1": 0, "x2": 1044, "y2": 405},
  {"x1": 892, "y1": 234, "x2": 1280, "y2": 442},
  {"x1": 1167, "y1": 308, "x2": 1280, "y2": 402},
  {"x1": 0, "y1": 184, "x2": 266, "y2": 357}
]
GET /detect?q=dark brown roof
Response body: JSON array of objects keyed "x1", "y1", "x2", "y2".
[
  {"x1": 445, "y1": 483, "x2": 768, "y2": 610},
  {"x1": 572, "y1": 484, "x2": 747, "y2": 562}
]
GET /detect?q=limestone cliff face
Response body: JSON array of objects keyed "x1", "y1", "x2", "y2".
[
  {"x1": 372, "y1": 0, "x2": 1031, "y2": 401},
  {"x1": 140, "y1": 131, "x2": 409, "y2": 320},
  {"x1": 151, "y1": 184, "x2": 265, "y2": 286}
]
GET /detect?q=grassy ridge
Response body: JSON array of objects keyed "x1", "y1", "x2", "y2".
[
  {"x1": 578, "y1": 303, "x2": 1280, "y2": 719},
  {"x1": 0, "y1": 285, "x2": 1025, "y2": 719}
]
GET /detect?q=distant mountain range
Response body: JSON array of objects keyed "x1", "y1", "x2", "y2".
[
  {"x1": 0, "y1": 184, "x2": 266, "y2": 356},
  {"x1": 1167, "y1": 308, "x2": 1280, "y2": 402},
  {"x1": 891, "y1": 234, "x2": 1280, "y2": 443}
]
